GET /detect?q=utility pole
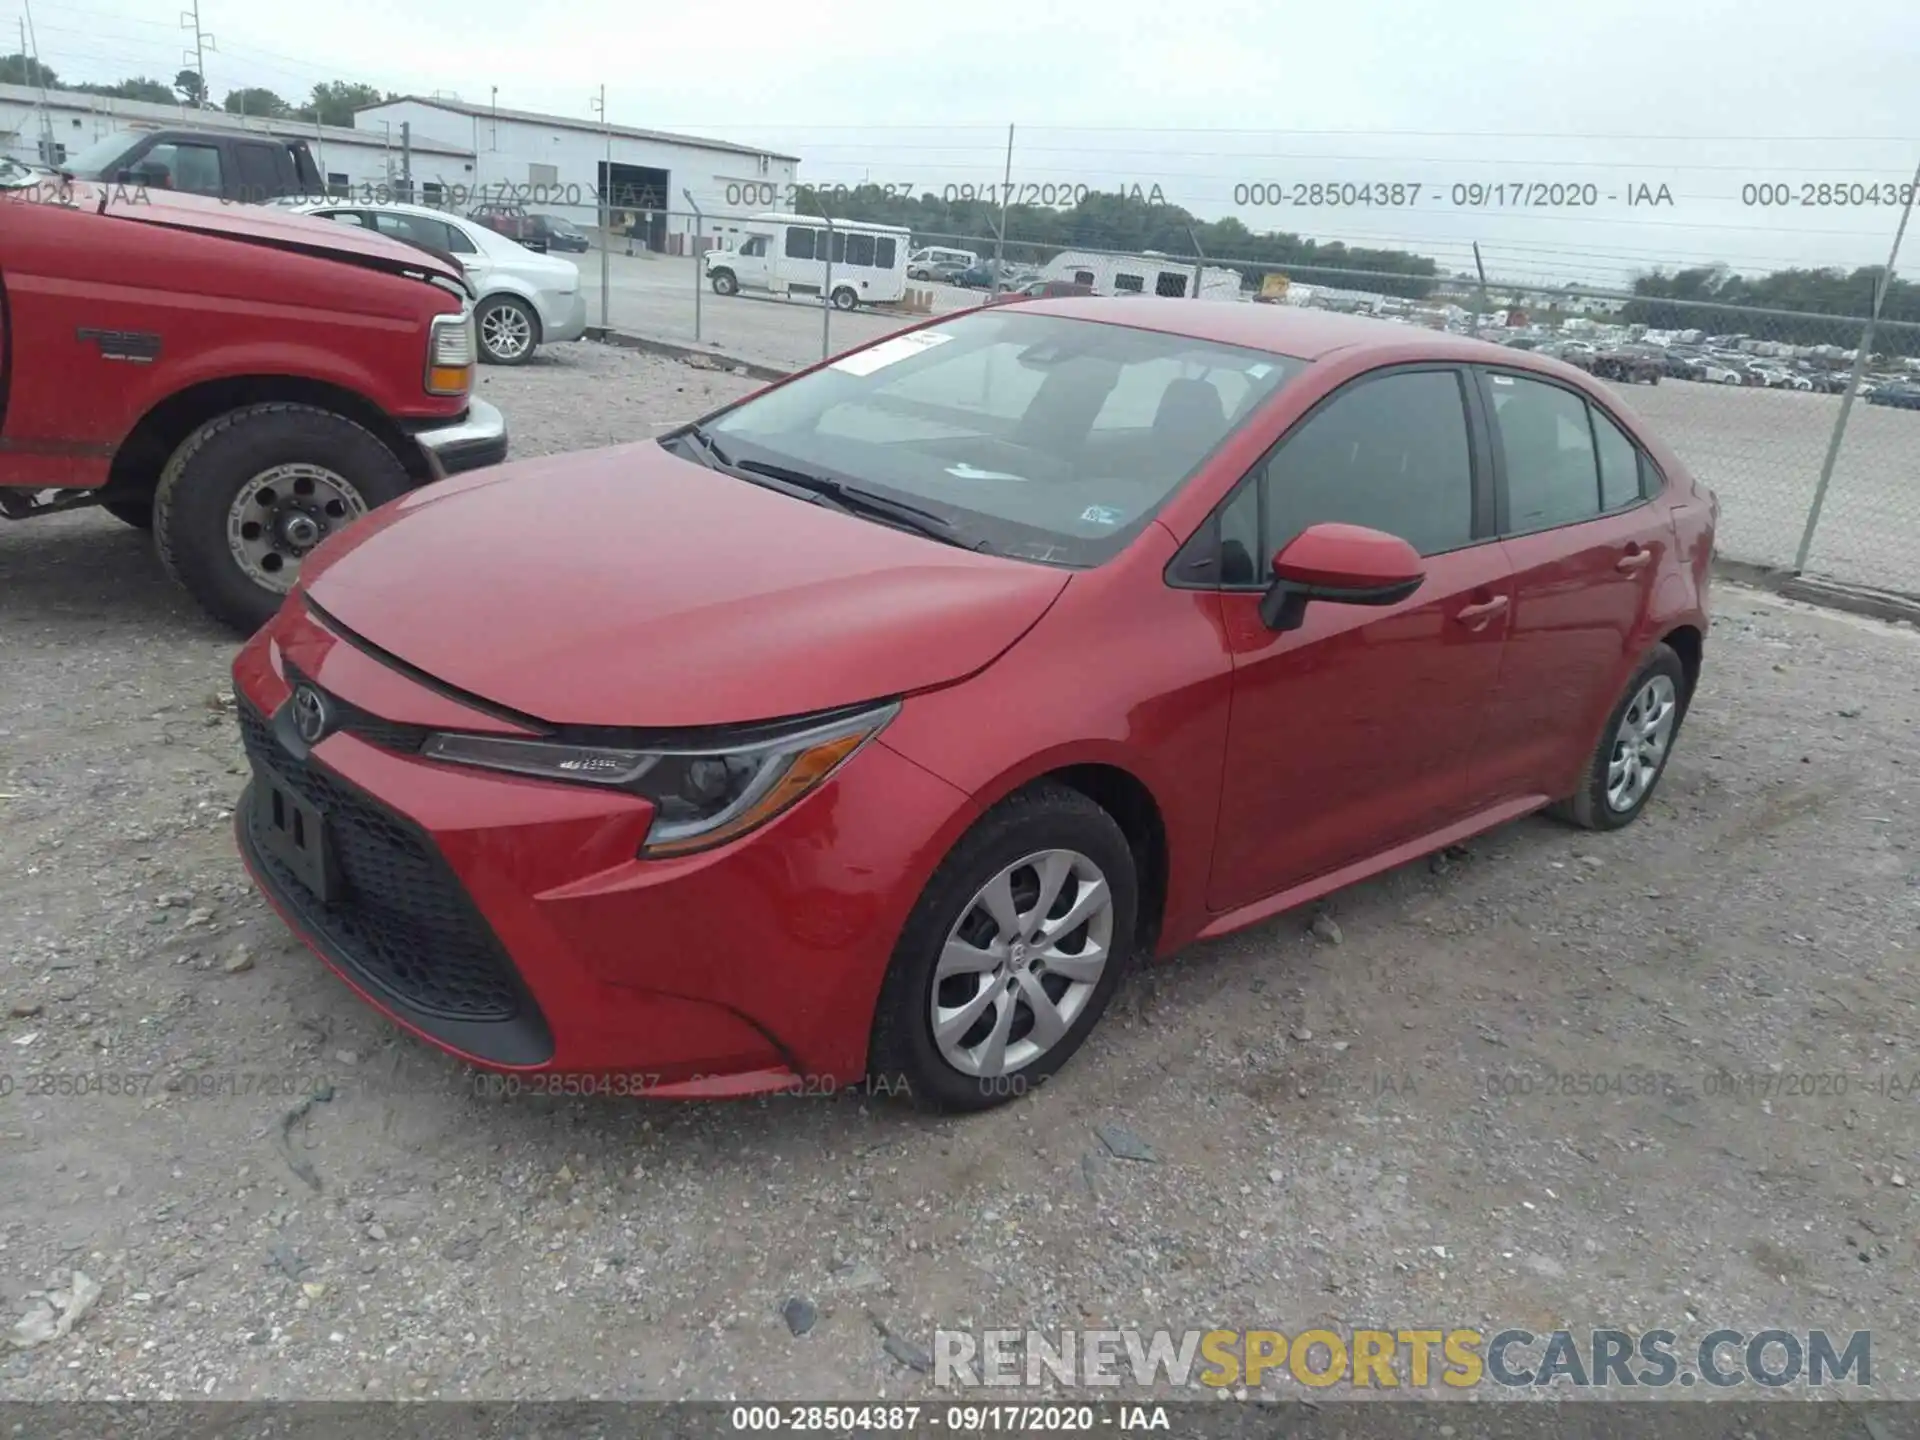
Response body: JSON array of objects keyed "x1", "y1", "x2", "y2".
[
  {"x1": 180, "y1": 0, "x2": 215, "y2": 108},
  {"x1": 20, "y1": 0, "x2": 58, "y2": 165}
]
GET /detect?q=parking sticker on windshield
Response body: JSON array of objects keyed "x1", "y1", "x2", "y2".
[
  {"x1": 1080, "y1": 504, "x2": 1126, "y2": 528},
  {"x1": 830, "y1": 330, "x2": 955, "y2": 376}
]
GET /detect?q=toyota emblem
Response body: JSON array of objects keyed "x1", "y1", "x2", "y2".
[{"x1": 290, "y1": 685, "x2": 333, "y2": 745}]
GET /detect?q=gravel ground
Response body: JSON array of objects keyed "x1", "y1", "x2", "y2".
[{"x1": 2, "y1": 340, "x2": 1918, "y2": 1401}]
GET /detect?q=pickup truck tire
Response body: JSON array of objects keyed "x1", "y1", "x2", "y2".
[
  {"x1": 103, "y1": 499, "x2": 154, "y2": 529},
  {"x1": 154, "y1": 403, "x2": 409, "y2": 634},
  {"x1": 475, "y1": 296, "x2": 538, "y2": 365}
]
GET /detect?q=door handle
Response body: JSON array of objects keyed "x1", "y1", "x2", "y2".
[
  {"x1": 1616, "y1": 548, "x2": 1654, "y2": 573},
  {"x1": 1454, "y1": 595, "x2": 1510, "y2": 625}
]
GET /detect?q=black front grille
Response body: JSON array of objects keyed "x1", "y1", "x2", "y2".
[
  {"x1": 282, "y1": 661, "x2": 432, "y2": 755},
  {"x1": 237, "y1": 697, "x2": 528, "y2": 1025}
]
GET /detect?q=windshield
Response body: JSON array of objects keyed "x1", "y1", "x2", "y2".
[
  {"x1": 702, "y1": 308, "x2": 1305, "y2": 565},
  {"x1": 539, "y1": 214, "x2": 581, "y2": 234},
  {"x1": 58, "y1": 128, "x2": 148, "y2": 177}
]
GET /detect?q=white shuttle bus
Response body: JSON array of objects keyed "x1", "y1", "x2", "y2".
[
  {"x1": 1041, "y1": 251, "x2": 1245, "y2": 301},
  {"x1": 703, "y1": 213, "x2": 912, "y2": 310}
]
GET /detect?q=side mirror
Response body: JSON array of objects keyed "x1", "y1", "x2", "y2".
[{"x1": 1258, "y1": 522, "x2": 1426, "y2": 632}]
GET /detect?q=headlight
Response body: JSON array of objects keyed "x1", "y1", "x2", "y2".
[
  {"x1": 426, "y1": 311, "x2": 475, "y2": 396},
  {"x1": 419, "y1": 702, "x2": 899, "y2": 857}
]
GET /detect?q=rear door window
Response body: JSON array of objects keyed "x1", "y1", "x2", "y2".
[
  {"x1": 1590, "y1": 404, "x2": 1645, "y2": 512},
  {"x1": 1484, "y1": 373, "x2": 1603, "y2": 532}
]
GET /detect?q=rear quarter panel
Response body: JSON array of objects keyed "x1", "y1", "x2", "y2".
[{"x1": 0, "y1": 196, "x2": 461, "y2": 491}]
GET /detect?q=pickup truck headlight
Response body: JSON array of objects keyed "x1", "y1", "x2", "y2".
[
  {"x1": 419, "y1": 702, "x2": 899, "y2": 857},
  {"x1": 426, "y1": 311, "x2": 476, "y2": 396}
]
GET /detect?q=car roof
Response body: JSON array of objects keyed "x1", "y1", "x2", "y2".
[{"x1": 1009, "y1": 296, "x2": 1554, "y2": 365}]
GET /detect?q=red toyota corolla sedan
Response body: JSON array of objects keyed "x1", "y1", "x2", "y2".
[{"x1": 232, "y1": 300, "x2": 1717, "y2": 1111}]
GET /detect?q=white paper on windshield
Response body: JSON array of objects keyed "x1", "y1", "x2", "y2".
[
  {"x1": 830, "y1": 330, "x2": 955, "y2": 376},
  {"x1": 945, "y1": 462, "x2": 1029, "y2": 482}
]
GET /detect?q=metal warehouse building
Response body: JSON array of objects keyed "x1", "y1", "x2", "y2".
[
  {"x1": 0, "y1": 82, "x2": 473, "y2": 194},
  {"x1": 354, "y1": 97, "x2": 800, "y2": 253}
]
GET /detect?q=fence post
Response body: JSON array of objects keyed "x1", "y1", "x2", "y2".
[
  {"x1": 821, "y1": 211, "x2": 836, "y2": 361},
  {"x1": 1793, "y1": 157, "x2": 1920, "y2": 573},
  {"x1": 683, "y1": 189, "x2": 704, "y2": 345},
  {"x1": 992, "y1": 123, "x2": 1013, "y2": 297},
  {"x1": 1471, "y1": 242, "x2": 1489, "y2": 339},
  {"x1": 593, "y1": 85, "x2": 611, "y2": 331}
]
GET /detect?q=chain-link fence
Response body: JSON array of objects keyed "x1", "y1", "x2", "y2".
[{"x1": 541, "y1": 199, "x2": 1919, "y2": 602}]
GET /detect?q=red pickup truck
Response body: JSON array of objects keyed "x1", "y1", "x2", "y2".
[{"x1": 0, "y1": 174, "x2": 509, "y2": 632}]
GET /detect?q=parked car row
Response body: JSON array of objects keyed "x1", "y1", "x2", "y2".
[{"x1": 1506, "y1": 333, "x2": 1888, "y2": 396}]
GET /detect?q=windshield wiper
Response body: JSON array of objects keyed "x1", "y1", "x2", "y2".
[
  {"x1": 678, "y1": 423, "x2": 736, "y2": 470},
  {"x1": 733, "y1": 459, "x2": 966, "y2": 546}
]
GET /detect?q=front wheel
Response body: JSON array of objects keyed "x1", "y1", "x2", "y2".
[
  {"x1": 710, "y1": 269, "x2": 739, "y2": 296},
  {"x1": 867, "y1": 784, "x2": 1137, "y2": 1112},
  {"x1": 1553, "y1": 643, "x2": 1688, "y2": 831},
  {"x1": 154, "y1": 403, "x2": 410, "y2": 634},
  {"x1": 831, "y1": 286, "x2": 859, "y2": 311},
  {"x1": 475, "y1": 295, "x2": 539, "y2": 365}
]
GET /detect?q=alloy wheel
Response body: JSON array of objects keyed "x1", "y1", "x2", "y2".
[
  {"x1": 480, "y1": 303, "x2": 533, "y2": 361},
  {"x1": 931, "y1": 849, "x2": 1113, "y2": 1078},
  {"x1": 1606, "y1": 673, "x2": 1679, "y2": 812}
]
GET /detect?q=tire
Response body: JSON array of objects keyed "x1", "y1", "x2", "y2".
[
  {"x1": 868, "y1": 783, "x2": 1138, "y2": 1113},
  {"x1": 710, "y1": 270, "x2": 738, "y2": 296},
  {"x1": 831, "y1": 286, "x2": 859, "y2": 312},
  {"x1": 154, "y1": 403, "x2": 411, "y2": 635},
  {"x1": 1552, "y1": 643, "x2": 1689, "y2": 831},
  {"x1": 102, "y1": 497, "x2": 153, "y2": 529},
  {"x1": 475, "y1": 295, "x2": 539, "y2": 365}
]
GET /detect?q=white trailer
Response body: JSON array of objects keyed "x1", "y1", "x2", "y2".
[
  {"x1": 702, "y1": 212, "x2": 911, "y2": 309},
  {"x1": 1040, "y1": 250, "x2": 1244, "y2": 300}
]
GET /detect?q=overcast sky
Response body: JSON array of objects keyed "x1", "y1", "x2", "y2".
[{"x1": 13, "y1": 0, "x2": 1919, "y2": 283}]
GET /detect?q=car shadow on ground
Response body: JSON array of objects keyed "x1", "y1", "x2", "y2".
[{"x1": 0, "y1": 509, "x2": 234, "y2": 643}]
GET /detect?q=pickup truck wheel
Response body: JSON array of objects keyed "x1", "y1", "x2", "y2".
[
  {"x1": 154, "y1": 403, "x2": 409, "y2": 634},
  {"x1": 476, "y1": 296, "x2": 538, "y2": 365},
  {"x1": 102, "y1": 498, "x2": 154, "y2": 529}
]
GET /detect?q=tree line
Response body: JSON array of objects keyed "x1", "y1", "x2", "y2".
[
  {"x1": 1, "y1": 55, "x2": 389, "y2": 129},
  {"x1": 1622, "y1": 265, "x2": 1920, "y2": 350}
]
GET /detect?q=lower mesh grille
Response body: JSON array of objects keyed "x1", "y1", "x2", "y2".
[{"x1": 237, "y1": 697, "x2": 525, "y2": 1023}]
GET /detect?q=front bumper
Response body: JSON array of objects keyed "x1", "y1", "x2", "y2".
[
  {"x1": 229, "y1": 608, "x2": 975, "y2": 1091},
  {"x1": 411, "y1": 397, "x2": 508, "y2": 479},
  {"x1": 543, "y1": 289, "x2": 589, "y2": 345}
]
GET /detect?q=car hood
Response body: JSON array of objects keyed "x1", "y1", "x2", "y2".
[
  {"x1": 300, "y1": 442, "x2": 1071, "y2": 728},
  {"x1": 85, "y1": 184, "x2": 465, "y2": 285}
]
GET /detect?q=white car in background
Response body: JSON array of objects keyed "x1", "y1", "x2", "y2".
[{"x1": 280, "y1": 199, "x2": 587, "y2": 365}]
